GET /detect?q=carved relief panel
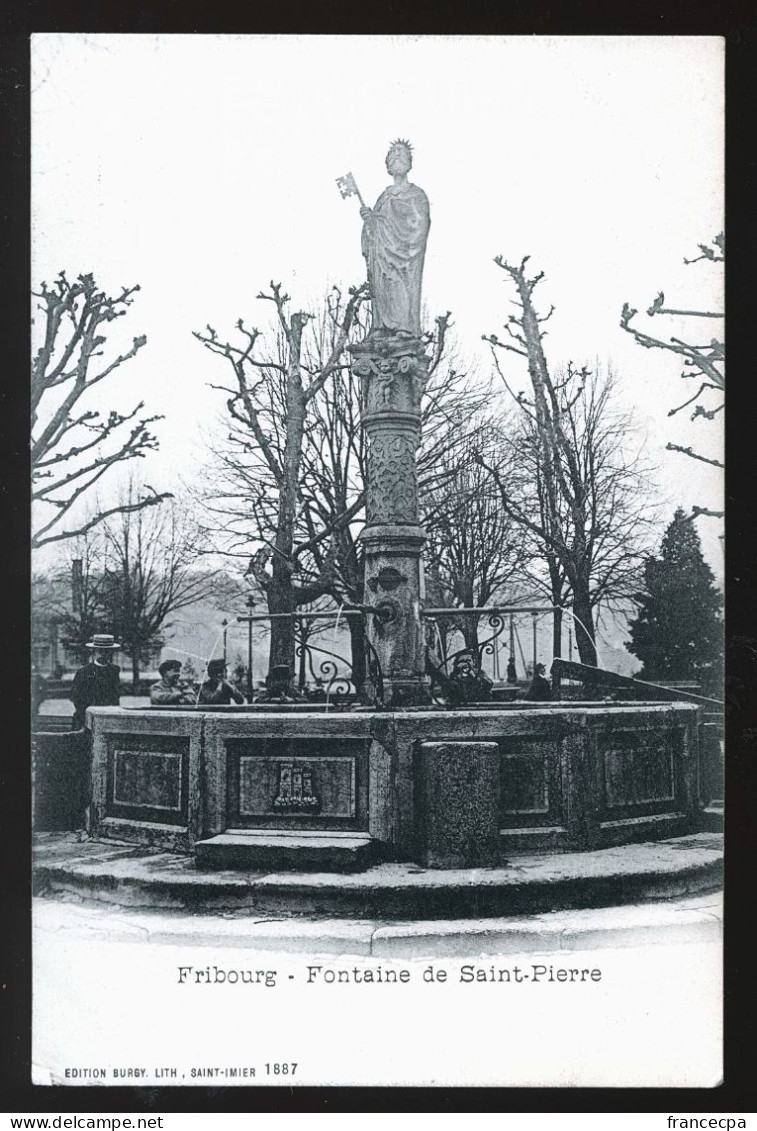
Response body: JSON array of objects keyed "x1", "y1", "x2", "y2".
[{"x1": 365, "y1": 429, "x2": 420, "y2": 525}]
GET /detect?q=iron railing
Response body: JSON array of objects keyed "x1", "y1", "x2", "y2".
[
  {"x1": 235, "y1": 603, "x2": 562, "y2": 707},
  {"x1": 236, "y1": 607, "x2": 385, "y2": 706},
  {"x1": 421, "y1": 605, "x2": 557, "y2": 683}
]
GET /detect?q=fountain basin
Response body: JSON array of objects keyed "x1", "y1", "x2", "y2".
[{"x1": 87, "y1": 700, "x2": 702, "y2": 870}]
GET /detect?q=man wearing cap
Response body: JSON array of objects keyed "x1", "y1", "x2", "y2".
[
  {"x1": 150, "y1": 659, "x2": 196, "y2": 706},
  {"x1": 70, "y1": 634, "x2": 122, "y2": 730},
  {"x1": 253, "y1": 664, "x2": 307, "y2": 704},
  {"x1": 445, "y1": 649, "x2": 493, "y2": 707},
  {"x1": 198, "y1": 659, "x2": 246, "y2": 705}
]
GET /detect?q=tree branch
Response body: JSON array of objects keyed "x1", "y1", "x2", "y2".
[{"x1": 664, "y1": 443, "x2": 724, "y2": 469}]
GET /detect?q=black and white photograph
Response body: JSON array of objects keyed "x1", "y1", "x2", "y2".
[{"x1": 30, "y1": 33, "x2": 724, "y2": 1089}]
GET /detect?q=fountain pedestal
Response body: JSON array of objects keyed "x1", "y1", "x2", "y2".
[{"x1": 351, "y1": 333, "x2": 431, "y2": 706}]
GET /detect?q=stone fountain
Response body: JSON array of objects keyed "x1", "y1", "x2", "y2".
[{"x1": 84, "y1": 142, "x2": 703, "y2": 873}]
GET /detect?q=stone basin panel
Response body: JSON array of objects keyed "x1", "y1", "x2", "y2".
[
  {"x1": 86, "y1": 703, "x2": 701, "y2": 866},
  {"x1": 89, "y1": 709, "x2": 203, "y2": 852},
  {"x1": 224, "y1": 738, "x2": 369, "y2": 831}
]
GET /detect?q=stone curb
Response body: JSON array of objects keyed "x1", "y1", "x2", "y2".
[
  {"x1": 369, "y1": 900, "x2": 722, "y2": 957},
  {"x1": 34, "y1": 892, "x2": 722, "y2": 958},
  {"x1": 33, "y1": 832, "x2": 723, "y2": 922}
]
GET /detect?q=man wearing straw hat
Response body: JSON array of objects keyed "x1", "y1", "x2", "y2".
[{"x1": 70, "y1": 633, "x2": 122, "y2": 730}]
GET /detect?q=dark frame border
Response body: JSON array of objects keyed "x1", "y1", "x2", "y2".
[{"x1": 4, "y1": 5, "x2": 755, "y2": 1115}]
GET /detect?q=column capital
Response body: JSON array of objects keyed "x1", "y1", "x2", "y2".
[{"x1": 351, "y1": 333, "x2": 430, "y2": 418}]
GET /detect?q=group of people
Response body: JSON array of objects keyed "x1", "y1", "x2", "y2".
[
  {"x1": 67, "y1": 632, "x2": 552, "y2": 727},
  {"x1": 68, "y1": 633, "x2": 297, "y2": 729},
  {"x1": 433, "y1": 650, "x2": 553, "y2": 706},
  {"x1": 149, "y1": 657, "x2": 245, "y2": 706}
]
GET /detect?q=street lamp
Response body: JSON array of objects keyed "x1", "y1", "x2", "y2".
[
  {"x1": 508, "y1": 613, "x2": 517, "y2": 684},
  {"x1": 221, "y1": 619, "x2": 228, "y2": 664},
  {"x1": 245, "y1": 595, "x2": 256, "y2": 701}
]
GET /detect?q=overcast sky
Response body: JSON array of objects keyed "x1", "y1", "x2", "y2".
[{"x1": 31, "y1": 34, "x2": 724, "y2": 571}]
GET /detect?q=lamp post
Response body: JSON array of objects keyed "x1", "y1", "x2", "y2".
[
  {"x1": 245, "y1": 596, "x2": 256, "y2": 700},
  {"x1": 221, "y1": 619, "x2": 228, "y2": 664},
  {"x1": 71, "y1": 558, "x2": 83, "y2": 617},
  {"x1": 49, "y1": 618, "x2": 59, "y2": 677}
]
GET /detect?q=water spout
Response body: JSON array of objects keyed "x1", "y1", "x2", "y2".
[
  {"x1": 560, "y1": 609, "x2": 601, "y2": 668},
  {"x1": 324, "y1": 604, "x2": 345, "y2": 711},
  {"x1": 193, "y1": 626, "x2": 226, "y2": 705}
]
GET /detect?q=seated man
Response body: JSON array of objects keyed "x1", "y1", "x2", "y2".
[
  {"x1": 70, "y1": 633, "x2": 122, "y2": 729},
  {"x1": 525, "y1": 662, "x2": 553, "y2": 702},
  {"x1": 198, "y1": 659, "x2": 245, "y2": 705},
  {"x1": 445, "y1": 648, "x2": 493, "y2": 707},
  {"x1": 253, "y1": 664, "x2": 307, "y2": 704},
  {"x1": 150, "y1": 659, "x2": 196, "y2": 706}
]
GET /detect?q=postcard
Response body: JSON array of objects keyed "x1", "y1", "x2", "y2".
[{"x1": 31, "y1": 33, "x2": 724, "y2": 1089}]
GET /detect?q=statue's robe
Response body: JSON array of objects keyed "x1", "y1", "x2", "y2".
[{"x1": 362, "y1": 181, "x2": 430, "y2": 336}]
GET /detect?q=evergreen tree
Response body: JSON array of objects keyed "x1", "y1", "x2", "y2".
[{"x1": 626, "y1": 508, "x2": 723, "y2": 693}]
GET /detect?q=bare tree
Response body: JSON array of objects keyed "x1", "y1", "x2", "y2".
[
  {"x1": 422, "y1": 421, "x2": 525, "y2": 652},
  {"x1": 296, "y1": 310, "x2": 368, "y2": 685},
  {"x1": 194, "y1": 283, "x2": 367, "y2": 674},
  {"x1": 197, "y1": 286, "x2": 488, "y2": 683},
  {"x1": 502, "y1": 415, "x2": 572, "y2": 659},
  {"x1": 99, "y1": 485, "x2": 219, "y2": 685},
  {"x1": 620, "y1": 232, "x2": 724, "y2": 520},
  {"x1": 482, "y1": 256, "x2": 655, "y2": 666},
  {"x1": 32, "y1": 271, "x2": 171, "y2": 548}
]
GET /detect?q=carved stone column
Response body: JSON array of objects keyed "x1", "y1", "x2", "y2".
[{"x1": 351, "y1": 333, "x2": 431, "y2": 706}]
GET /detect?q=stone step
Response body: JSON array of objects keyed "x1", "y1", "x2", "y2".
[
  {"x1": 33, "y1": 831, "x2": 723, "y2": 918},
  {"x1": 700, "y1": 800, "x2": 724, "y2": 831},
  {"x1": 195, "y1": 830, "x2": 379, "y2": 873}
]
